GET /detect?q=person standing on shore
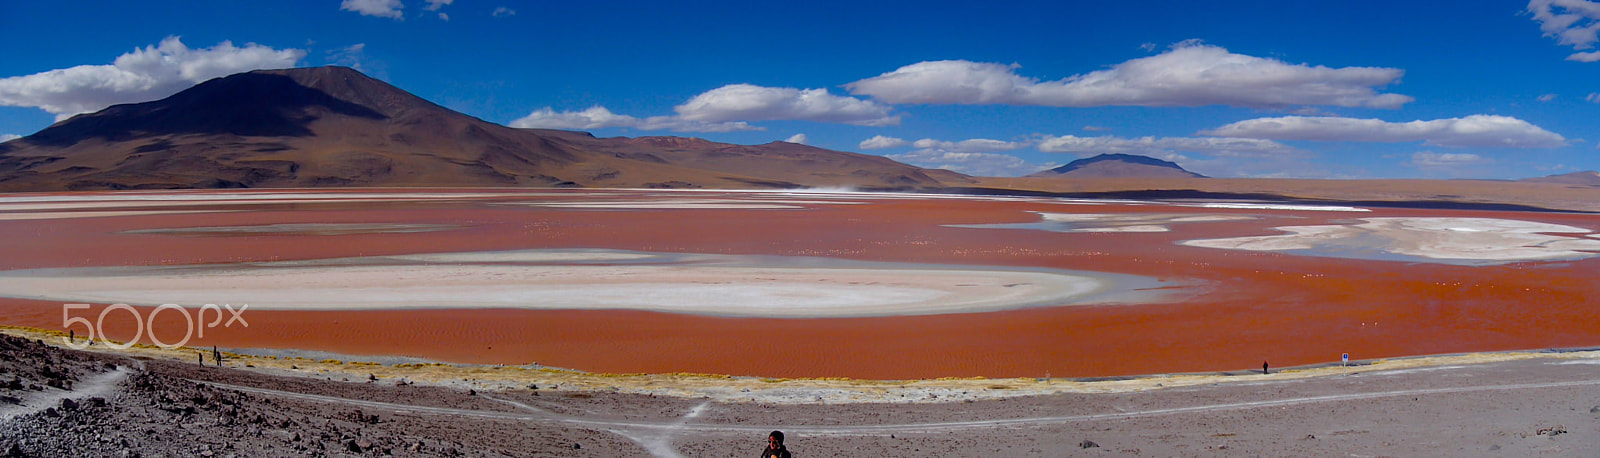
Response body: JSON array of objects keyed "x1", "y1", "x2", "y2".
[
  {"x1": 762, "y1": 431, "x2": 792, "y2": 458},
  {"x1": 1262, "y1": 360, "x2": 1269, "y2": 375}
]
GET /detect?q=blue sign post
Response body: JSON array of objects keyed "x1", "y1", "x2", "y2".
[{"x1": 1342, "y1": 353, "x2": 1350, "y2": 366}]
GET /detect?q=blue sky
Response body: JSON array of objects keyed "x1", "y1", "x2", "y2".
[{"x1": 1, "y1": 1, "x2": 1597, "y2": 179}]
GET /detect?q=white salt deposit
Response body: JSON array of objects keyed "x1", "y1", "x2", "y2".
[
  {"x1": 0, "y1": 210, "x2": 237, "y2": 221},
  {"x1": 1182, "y1": 217, "x2": 1600, "y2": 263},
  {"x1": 1178, "y1": 202, "x2": 1370, "y2": 212},
  {"x1": 0, "y1": 250, "x2": 1154, "y2": 318},
  {"x1": 1038, "y1": 213, "x2": 1255, "y2": 232}
]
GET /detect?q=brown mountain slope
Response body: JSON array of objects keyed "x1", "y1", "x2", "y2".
[
  {"x1": 528, "y1": 129, "x2": 970, "y2": 189},
  {"x1": 1520, "y1": 170, "x2": 1600, "y2": 186},
  {"x1": 0, "y1": 66, "x2": 957, "y2": 191}
]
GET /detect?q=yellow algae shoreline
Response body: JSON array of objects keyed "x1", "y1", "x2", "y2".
[{"x1": 6, "y1": 325, "x2": 1596, "y2": 405}]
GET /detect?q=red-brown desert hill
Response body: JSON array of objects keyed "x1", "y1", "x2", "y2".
[
  {"x1": 0, "y1": 66, "x2": 960, "y2": 191},
  {"x1": 1026, "y1": 153, "x2": 1205, "y2": 179},
  {"x1": 1520, "y1": 170, "x2": 1600, "y2": 186}
]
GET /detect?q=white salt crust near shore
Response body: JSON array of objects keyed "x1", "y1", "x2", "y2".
[
  {"x1": 0, "y1": 250, "x2": 1161, "y2": 317},
  {"x1": 1182, "y1": 216, "x2": 1600, "y2": 263},
  {"x1": 1036, "y1": 212, "x2": 1256, "y2": 232}
]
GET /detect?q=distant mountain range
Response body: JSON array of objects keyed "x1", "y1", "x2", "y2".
[
  {"x1": 1027, "y1": 153, "x2": 1206, "y2": 178},
  {"x1": 0, "y1": 66, "x2": 965, "y2": 191},
  {"x1": 1519, "y1": 170, "x2": 1600, "y2": 186},
  {"x1": 0, "y1": 66, "x2": 1584, "y2": 194}
]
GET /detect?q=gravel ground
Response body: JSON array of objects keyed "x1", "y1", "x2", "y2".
[{"x1": 2, "y1": 333, "x2": 1598, "y2": 456}]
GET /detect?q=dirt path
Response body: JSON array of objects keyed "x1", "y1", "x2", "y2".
[
  {"x1": 0, "y1": 367, "x2": 128, "y2": 423},
  {"x1": 192, "y1": 375, "x2": 1600, "y2": 435}
]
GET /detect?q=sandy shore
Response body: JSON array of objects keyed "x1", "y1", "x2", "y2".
[
  {"x1": 6, "y1": 325, "x2": 1597, "y2": 404},
  {"x1": 8, "y1": 325, "x2": 1599, "y2": 456}
]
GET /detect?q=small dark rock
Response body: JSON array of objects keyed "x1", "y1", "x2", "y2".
[
  {"x1": 573, "y1": 443, "x2": 581, "y2": 450},
  {"x1": 59, "y1": 398, "x2": 78, "y2": 411},
  {"x1": 1079, "y1": 440, "x2": 1098, "y2": 449},
  {"x1": 42, "y1": 407, "x2": 58, "y2": 417},
  {"x1": 346, "y1": 440, "x2": 362, "y2": 453}
]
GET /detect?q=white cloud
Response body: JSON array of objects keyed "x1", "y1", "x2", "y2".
[
  {"x1": 493, "y1": 6, "x2": 516, "y2": 17},
  {"x1": 341, "y1": 0, "x2": 403, "y2": 19},
  {"x1": 883, "y1": 137, "x2": 1051, "y2": 177},
  {"x1": 508, "y1": 106, "x2": 759, "y2": 133},
  {"x1": 1036, "y1": 135, "x2": 1306, "y2": 158},
  {"x1": 911, "y1": 138, "x2": 1029, "y2": 153},
  {"x1": 1538, "y1": 93, "x2": 1558, "y2": 102},
  {"x1": 1529, "y1": 0, "x2": 1600, "y2": 61},
  {"x1": 424, "y1": 0, "x2": 450, "y2": 19},
  {"x1": 784, "y1": 133, "x2": 807, "y2": 144},
  {"x1": 1201, "y1": 115, "x2": 1568, "y2": 148},
  {"x1": 509, "y1": 106, "x2": 637, "y2": 130},
  {"x1": 1409, "y1": 151, "x2": 1490, "y2": 168},
  {"x1": 859, "y1": 135, "x2": 909, "y2": 149},
  {"x1": 511, "y1": 83, "x2": 895, "y2": 133},
  {"x1": 845, "y1": 42, "x2": 1410, "y2": 109},
  {"x1": 1569, "y1": 51, "x2": 1600, "y2": 62},
  {"x1": 0, "y1": 134, "x2": 19, "y2": 142},
  {"x1": 1588, "y1": 92, "x2": 1600, "y2": 103},
  {"x1": 674, "y1": 84, "x2": 898, "y2": 126},
  {"x1": 0, "y1": 36, "x2": 305, "y2": 120},
  {"x1": 326, "y1": 43, "x2": 369, "y2": 71},
  {"x1": 885, "y1": 150, "x2": 1057, "y2": 177},
  {"x1": 1406, "y1": 151, "x2": 1495, "y2": 178},
  {"x1": 1082, "y1": 125, "x2": 1112, "y2": 131}
]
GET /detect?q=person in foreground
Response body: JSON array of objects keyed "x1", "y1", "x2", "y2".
[{"x1": 762, "y1": 430, "x2": 792, "y2": 458}]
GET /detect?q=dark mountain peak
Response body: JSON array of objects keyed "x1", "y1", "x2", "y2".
[
  {"x1": 25, "y1": 67, "x2": 396, "y2": 147},
  {"x1": 1053, "y1": 153, "x2": 1187, "y2": 172},
  {"x1": 249, "y1": 66, "x2": 445, "y2": 118},
  {"x1": 0, "y1": 66, "x2": 961, "y2": 192},
  {"x1": 1028, "y1": 153, "x2": 1205, "y2": 178}
]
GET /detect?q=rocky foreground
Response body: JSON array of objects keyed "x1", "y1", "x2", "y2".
[
  {"x1": 2, "y1": 331, "x2": 1599, "y2": 456},
  {"x1": 0, "y1": 334, "x2": 630, "y2": 457}
]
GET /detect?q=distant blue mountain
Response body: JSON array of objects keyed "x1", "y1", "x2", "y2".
[{"x1": 1028, "y1": 153, "x2": 1205, "y2": 178}]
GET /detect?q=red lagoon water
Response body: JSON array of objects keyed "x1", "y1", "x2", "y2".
[{"x1": 1, "y1": 189, "x2": 1597, "y2": 379}]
